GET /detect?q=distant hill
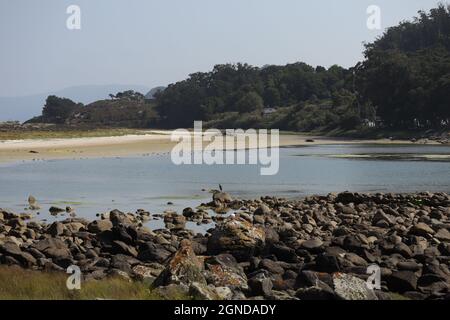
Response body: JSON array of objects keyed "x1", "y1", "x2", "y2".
[
  {"x1": 145, "y1": 86, "x2": 166, "y2": 100},
  {"x1": 0, "y1": 84, "x2": 150, "y2": 122}
]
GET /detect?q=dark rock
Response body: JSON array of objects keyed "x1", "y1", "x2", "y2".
[
  {"x1": 138, "y1": 242, "x2": 171, "y2": 263},
  {"x1": 111, "y1": 240, "x2": 138, "y2": 257},
  {"x1": 48, "y1": 222, "x2": 64, "y2": 237},
  {"x1": 269, "y1": 243, "x2": 297, "y2": 262},
  {"x1": 260, "y1": 259, "x2": 284, "y2": 275},
  {"x1": 248, "y1": 272, "x2": 273, "y2": 296},
  {"x1": 387, "y1": 271, "x2": 418, "y2": 293},
  {"x1": 49, "y1": 206, "x2": 65, "y2": 215},
  {"x1": 315, "y1": 253, "x2": 341, "y2": 273},
  {"x1": 33, "y1": 238, "x2": 71, "y2": 260}
]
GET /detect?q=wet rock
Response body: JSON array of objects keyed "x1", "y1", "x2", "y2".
[{"x1": 49, "y1": 206, "x2": 65, "y2": 215}]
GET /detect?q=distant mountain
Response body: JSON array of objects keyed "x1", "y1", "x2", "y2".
[
  {"x1": 0, "y1": 84, "x2": 150, "y2": 122},
  {"x1": 145, "y1": 86, "x2": 166, "y2": 100}
]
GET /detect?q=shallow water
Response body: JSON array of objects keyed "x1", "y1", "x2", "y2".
[{"x1": 1, "y1": 144, "x2": 449, "y2": 232}]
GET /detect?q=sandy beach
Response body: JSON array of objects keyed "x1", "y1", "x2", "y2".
[{"x1": 0, "y1": 130, "x2": 439, "y2": 164}]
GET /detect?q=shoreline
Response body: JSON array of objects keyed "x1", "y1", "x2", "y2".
[
  {"x1": 1, "y1": 191, "x2": 449, "y2": 300},
  {"x1": 0, "y1": 130, "x2": 444, "y2": 164}
]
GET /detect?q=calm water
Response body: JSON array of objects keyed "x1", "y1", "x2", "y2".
[{"x1": 1, "y1": 144, "x2": 449, "y2": 231}]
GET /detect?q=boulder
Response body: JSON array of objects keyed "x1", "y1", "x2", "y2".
[
  {"x1": 88, "y1": 220, "x2": 113, "y2": 233},
  {"x1": 387, "y1": 271, "x2": 418, "y2": 293},
  {"x1": 110, "y1": 209, "x2": 133, "y2": 226},
  {"x1": 207, "y1": 217, "x2": 265, "y2": 261},
  {"x1": 213, "y1": 191, "x2": 233, "y2": 203},
  {"x1": 332, "y1": 273, "x2": 378, "y2": 300},
  {"x1": 254, "y1": 204, "x2": 271, "y2": 215},
  {"x1": 138, "y1": 242, "x2": 171, "y2": 263},
  {"x1": 0, "y1": 241, "x2": 37, "y2": 267},
  {"x1": 248, "y1": 272, "x2": 273, "y2": 297},
  {"x1": 112, "y1": 240, "x2": 138, "y2": 257},
  {"x1": 49, "y1": 206, "x2": 65, "y2": 215},
  {"x1": 409, "y1": 223, "x2": 435, "y2": 237},
  {"x1": 301, "y1": 239, "x2": 323, "y2": 251},
  {"x1": 33, "y1": 238, "x2": 71, "y2": 260},
  {"x1": 204, "y1": 254, "x2": 248, "y2": 291},
  {"x1": 48, "y1": 222, "x2": 64, "y2": 237},
  {"x1": 153, "y1": 240, "x2": 206, "y2": 287},
  {"x1": 435, "y1": 228, "x2": 450, "y2": 242},
  {"x1": 259, "y1": 259, "x2": 284, "y2": 275}
]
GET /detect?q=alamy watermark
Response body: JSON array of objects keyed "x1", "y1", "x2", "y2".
[
  {"x1": 66, "y1": 265, "x2": 81, "y2": 290},
  {"x1": 170, "y1": 121, "x2": 280, "y2": 176},
  {"x1": 366, "y1": 264, "x2": 381, "y2": 290},
  {"x1": 367, "y1": 5, "x2": 381, "y2": 30},
  {"x1": 66, "y1": 5, "x2": 81, "y2": 30}
]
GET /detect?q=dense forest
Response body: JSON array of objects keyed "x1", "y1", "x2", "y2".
[{"x1": 28, "y1": 5, "x2": 450, "y2": 133}]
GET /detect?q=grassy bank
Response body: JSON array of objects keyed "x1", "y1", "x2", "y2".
[
  {"x1": 323, "y1": 127, "x2": 450, "y2": 140},
  {"x1": 0, "y1": 266, "x2": 183, "y2": 300},
  {"x1": 0, "y1": 128, "x2": 151, "y2": 141}
]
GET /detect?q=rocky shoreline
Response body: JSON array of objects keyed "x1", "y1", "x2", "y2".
[{"x1": 1, "y1": 191, "x2": 450, "y2": 300}]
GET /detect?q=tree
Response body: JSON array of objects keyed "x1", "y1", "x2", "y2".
[
  {"x1": 357, "y1": 4, "x2": 450, "y2": 129},
  {"x1": 110, "y1": 90, "x2": 145, "y2": 102},
  {"x1": 42, "y1": 96, "x2": 82, "y2": 124},
  {"x1": 235, "y1": 91, "x2": 264, "y2": 114}
]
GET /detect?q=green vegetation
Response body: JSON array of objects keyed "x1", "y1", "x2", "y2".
[
  {"x1": 155, "y1": 5, "x2": 450, "y2": 132},
  {"x1": 0, "y1": 266, "x2": 187, "y2": 300},
  {"x1": 27, "y1": 90, "x2": 158, "y2": 128},
  {"x1": 0, "y1": 127, "x2": 151, "y2": 140},
  {"x1": 24, "y1": 5, "x2": 450, "y2": 136},
  {"x1": 356, "y1": 4, "x2": 450, "y2": 129}
]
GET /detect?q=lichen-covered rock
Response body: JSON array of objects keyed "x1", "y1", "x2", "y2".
[
  {"x1": 332, "y1": 273, "x2": 378, "y2": 300},
  {"x1": 153, "y1": 240, "x2": 206, "y2": 287},
  {"x1": 207, "y1": 217, "x2": 265, "y2": 261},
  {"x1": 204, "y1": 254, "x2": 248, "y2": 291}
]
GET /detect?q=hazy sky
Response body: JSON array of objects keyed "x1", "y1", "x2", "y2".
[{"x1": 0, "y1": 0, "x2": 443, "y2": 97}]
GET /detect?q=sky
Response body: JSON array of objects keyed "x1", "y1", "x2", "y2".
[{"x1": 0, "y1": 0, "x2": 444, "y2": 97}]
